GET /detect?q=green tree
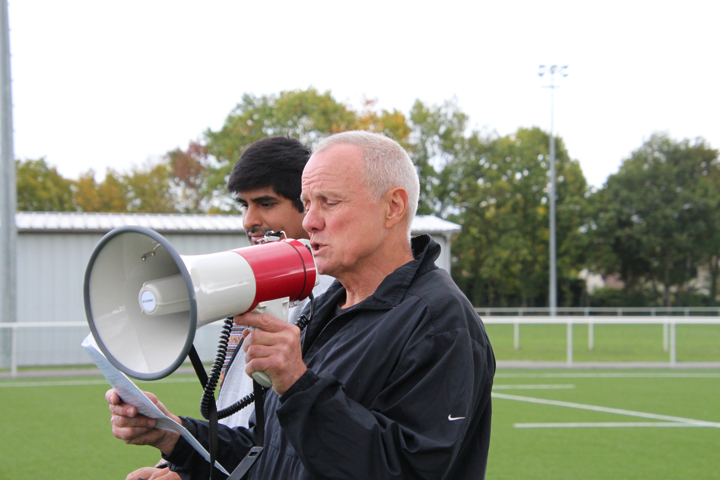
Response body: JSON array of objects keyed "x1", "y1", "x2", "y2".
[
  {"x1": 407, "y1": 98, "x2": 476, "y2": 216},
  {"x1": 450, "y1": 127, "x2": 589, "y2": 307},
  {"x1": 591, "y1": 133, "x2": 720, "y2": 306},
  {"x1": 72, "y1": 169, "x2": 129, "y2": 212},
  {"x1": 73, "y1": 162, "x2": 176, "y2": 214},
  {"x1": 204, "y1": 88, "x2": 357, "y2": 206},
  {"x1": 16, "y1": 158, "x2": 74, "y2": 211},
  {"x1": 203, "y1": 88, "x2": 412, "y2": 212},
  {"x1": 123, "y1": 161, "x2": 176, "y2": 213},
  {"x1": 353, "y1": 97, "x2": 412, "y2": 146}
]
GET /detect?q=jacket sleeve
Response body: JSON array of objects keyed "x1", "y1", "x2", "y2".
[
  {"x1": 162, "y1": 417, "x2": 256, "y2": 479},
  {"x1": 276, "y1": 310, "x2": 493, "y2": 480}
]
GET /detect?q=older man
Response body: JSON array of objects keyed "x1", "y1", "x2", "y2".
[{"x1": 108, "y1": 131, "x2": 495, "y2": 480}]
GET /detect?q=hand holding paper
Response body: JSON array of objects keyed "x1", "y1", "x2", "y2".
[
  {"x1": 105, "y1": 387, "x2": 182, "y2": 456},
  {"x1": 82, "y1": 334, "x2": 229, "y2": 475}
]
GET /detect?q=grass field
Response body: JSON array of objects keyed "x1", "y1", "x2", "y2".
[
  {"x1": 1, "y1": 368, "x2": 718, "y2": 479},
  {"x1": 0, "y1": 373, "x2": 201, "y2": 479},
  {"x1": 489, "y1": 370, "x2": 720, "y2": 479}
]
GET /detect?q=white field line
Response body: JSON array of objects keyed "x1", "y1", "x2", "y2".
[
  {"x1": 515, "y1": 422, "x2": 708, "y2": 428},
  {"x1": 496, "y1": 373, "x2": 720, "y2": 379},
  {"x1": 493, "y1": 392, "x2": 720, "y2": 428},
  {"x1": 493, "y1": 384, "x2": 575, "y2": 390},
  {"x1": 0, "y1": 378, "x2": 199, "y2": 388}
]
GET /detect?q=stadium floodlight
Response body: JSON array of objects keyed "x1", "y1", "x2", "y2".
[{"x1": 538, "y1": 64, "x2": 569, "y2": 326}]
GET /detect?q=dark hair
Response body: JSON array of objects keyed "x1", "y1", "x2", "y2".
[{"x1": 227, "y1": 136, "x2": 311, "y2": 212}]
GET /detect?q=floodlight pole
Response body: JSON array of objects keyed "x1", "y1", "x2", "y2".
[
  {"x1": 0, "y1": 0, "x2": 16, "y2": 369},
  {"x1": 538, "y1": 65, "x2": 568, "y2": 320},
  {"x1": 539, "y1": 65, "x2": 570, "y2": 363}
]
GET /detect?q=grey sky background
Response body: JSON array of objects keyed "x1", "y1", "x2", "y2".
[{"x1": 8, "y1": 0, "x2": 719, "y2": 188}]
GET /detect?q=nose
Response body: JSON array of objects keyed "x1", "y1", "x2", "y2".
[
  {"x1": 242, "y1": 205, "x2": 262, "y2": 231},
  {"x1": 302, "y1": 202, "x2": 322, "y2": 233}
]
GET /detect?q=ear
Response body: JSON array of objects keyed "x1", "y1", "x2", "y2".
[{"x1": 384, "y1": 187, "x2": 409, "y2": 229}]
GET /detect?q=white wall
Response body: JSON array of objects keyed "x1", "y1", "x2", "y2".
[{"x1": 15, "y1": 230, "x2": 249, "y2": 367}]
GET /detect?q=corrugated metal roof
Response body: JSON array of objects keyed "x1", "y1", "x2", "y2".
[
  {"x1": 16, "y1": 211, "x2": 461, "y2": 235},
  {"x1": 15, "y1": 212, "x2": 245, "y2": 233},
  {"x1": 410, "y1": 215, "x2": 462, "y2": 235}
]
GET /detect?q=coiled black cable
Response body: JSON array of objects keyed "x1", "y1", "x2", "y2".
[
  {"x1": 199, "y1": 317, "x2": 233, "y2": 420},
  {"x1": 199, "y1": 294, "x2": 314, "y2": 420}
]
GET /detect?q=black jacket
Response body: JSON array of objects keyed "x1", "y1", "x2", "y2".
[{"x1": 166, "y1": 235, "x2": 495, "y2": 479}]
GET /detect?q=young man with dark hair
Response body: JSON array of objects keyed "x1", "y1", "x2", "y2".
[{"x1": 228, "y1": 136, "x2": 311, "y2": 245}]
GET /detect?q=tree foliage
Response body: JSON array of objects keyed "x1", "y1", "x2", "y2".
[
  {"x1": 590, "y1": 133, "x2": 720, "y2": 305},
  {"x1": 449, "y1": 127, "x2": 589, "y2": 307},
  {"x1": 16, "y1": 158, "x2": 74, "y2": 211},
  {"x1": 203, "y1": 89, "x2": 412, "y2": 211},
  {"x1": 72, "y1": 169, "x2": 129, "y2": 212},
  {"x1": 15, "y1": 88, "x2": 720, "y2": 306},
  {"x1": 166, "y1": 141, "x2": 214, "y2": 213},
  {"x1": 407, "y1": 99, "x2": 477, "y2": 216}
]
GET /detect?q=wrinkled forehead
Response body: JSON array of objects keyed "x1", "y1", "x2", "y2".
[{"x1": 301, "y1": 144, "x2": 365, "y2": 196}]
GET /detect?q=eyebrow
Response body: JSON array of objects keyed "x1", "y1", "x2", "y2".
[{"x1": 237, "y1": 195, "x2": 279, "y2": 204}]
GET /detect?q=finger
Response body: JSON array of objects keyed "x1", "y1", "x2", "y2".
[
  {"x1": 149, "y1": 467, "x2": 178, "y2": 480},
  {"x1": 148, "y1": 468, "x2": 180, "y2": 480},
  {"x1": 126, "y1": 467, "x2": 161, "y2": 480},
  {"x1": 112, "y1": 421, "x2": 164, "y2": 446},
  {"x1": 112, "y1": 422, "x2": 152, "y2": 443},
  {"x1": 242, "y1": 329, "x2": 282, "y2": 352},
  {"x1": 106, "y1": 389, "x2": 122, "y2": 405},
  {"x1": 234, "y1": 311, "x2": 260, "y2": 327},
  {"x1": 238, "y1": 311, "x2": 287, "y2": 332},
  {"x1": 142, "y1": 390, "x2": 159, "y2": 403},
  {"x1": 109, "y1": 402, "x2": 138, "y2": 417},
  {"x1": 245, "y1": 357, "x2": 273, "y2": 380},
  {"x1": 112, "y1": 411, "x2": 157, "y2": 429},
  {"x1": 244, "y1": 351, "x2": 286, "y2": 378},
  {"x1": 245, "y1": 342, "x2": 286, "y2": 362}
]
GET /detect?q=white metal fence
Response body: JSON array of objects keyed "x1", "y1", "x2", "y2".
[
  {"x1": 0, "y1": 321, "x2": 226, "y2": 377},
  {"x1": 476, "y1": 307, "x2": 720, "y2": 316},
  {"x1": 477, "y1": 307, "x2": 720, "y2": 365},
  {"x1": 2, "y1": 308, "x2": 720, "y2": 376}
]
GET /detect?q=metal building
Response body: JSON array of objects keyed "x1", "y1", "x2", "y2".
[{"x1": 11, "y1": 211, "x2": 460, "y2": 368}]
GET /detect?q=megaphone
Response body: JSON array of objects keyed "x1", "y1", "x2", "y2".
[{"x1": 83, "y1": 225, "x2": 317, "y2": 381}]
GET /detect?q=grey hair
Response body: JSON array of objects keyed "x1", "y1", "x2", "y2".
[{"x1": 313, "y1": 131, "x2": 420, "y2": 226}]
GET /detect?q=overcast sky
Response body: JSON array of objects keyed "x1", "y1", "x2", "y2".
[{"x1": 8, "y1": 0, "x2": 720, "y2": 188}]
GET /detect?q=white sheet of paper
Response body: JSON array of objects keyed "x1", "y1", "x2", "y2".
[{"x1": 81, "y1": 334, "x2": 229, "y2": 475}]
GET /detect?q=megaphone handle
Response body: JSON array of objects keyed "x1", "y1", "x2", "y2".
[
  {"x1": 251, "y1": 371, "x2": 273, "y2": 388},
  {"x1": 246, "y1": 298, "x2": 290, "y2": 388}
]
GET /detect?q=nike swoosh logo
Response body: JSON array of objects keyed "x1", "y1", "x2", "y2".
[{"x1": 448, "y1": 415, "x2": 466, "y2": 421}]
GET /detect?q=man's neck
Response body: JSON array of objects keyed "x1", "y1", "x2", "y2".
[{"x1": 339, "y1": 236, "x2": 414, "y2": 308}]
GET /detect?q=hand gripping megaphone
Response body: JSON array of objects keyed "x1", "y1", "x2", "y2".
[{"x1": 83, "y1": 225, "x2": 317, "y2": 382}]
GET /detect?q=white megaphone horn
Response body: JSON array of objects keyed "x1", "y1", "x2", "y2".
[{"x1": 83, "y1": 225, "x2": 317, "y2": 381}]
